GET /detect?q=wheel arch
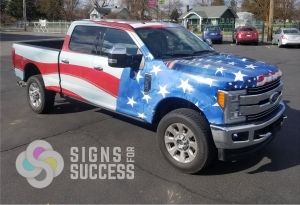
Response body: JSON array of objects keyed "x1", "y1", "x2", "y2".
[
  {"x1": 152, "y1": 97, "x2": 210, "y2": 128},
  {"x1": 24, "y1": 63, "x2": 41, "y2": 82}
]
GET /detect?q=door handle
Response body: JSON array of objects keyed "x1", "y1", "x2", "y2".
[
  {"x1": 61, "y1": 59, "x2": 69, "y2": 64},
  {"x1": 94, "y1": 65, "x2": 103, "y2": 71}
]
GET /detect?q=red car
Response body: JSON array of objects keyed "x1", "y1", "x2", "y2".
[{"x1": 233, "y1": 26, "x2": 259, "y2": 45}]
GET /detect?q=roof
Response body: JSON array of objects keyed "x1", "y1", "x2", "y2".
[
  {"x1": 80, "y1": 19, "x2": 181, "y2": 31},
  {"x1": 180, "y1": 6, "x2": 238, "y2": 19}
]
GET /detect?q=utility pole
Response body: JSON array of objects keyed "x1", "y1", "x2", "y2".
[
  {"x1": 267, "y1": 0, "x2": 274, "y2": 42},
  {"x1": 23, "y1": 0, "x2": 27, "y2": 31}
]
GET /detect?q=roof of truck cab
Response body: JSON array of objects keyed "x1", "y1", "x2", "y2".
[{"x1": 75, "y1": 19, "x2": 181, "y2": 31}]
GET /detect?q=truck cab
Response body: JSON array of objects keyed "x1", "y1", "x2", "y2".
[{"x1": 12, "y1": 20, "x2": 286, "y2": 173}]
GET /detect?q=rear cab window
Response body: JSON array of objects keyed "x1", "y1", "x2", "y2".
[{"x1": 69, "y1": 25, "x2": 105, "y2": 54}]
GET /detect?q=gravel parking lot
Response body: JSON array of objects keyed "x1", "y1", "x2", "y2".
[{"x1": 1, "y1": 32, "x2": 300, "y2": 204}]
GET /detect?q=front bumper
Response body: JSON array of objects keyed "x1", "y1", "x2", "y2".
[{"x1": 210, "y1": 102, "x2": 286, "y2": 160}]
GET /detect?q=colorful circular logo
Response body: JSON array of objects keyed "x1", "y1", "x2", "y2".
[{"x1": 16, "y1": 140, "x2": 64, "y2": 189}]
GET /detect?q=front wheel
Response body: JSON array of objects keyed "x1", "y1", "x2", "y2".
[
  {"x1": 27, "y1": 75, "x2": 55, "y2": 114},
  {"x1": 157, "y1": 108, "x2": 216, "y2": 173}
]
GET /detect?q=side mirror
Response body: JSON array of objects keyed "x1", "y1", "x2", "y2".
[
  {"x1": 205, "y1": 39, "x2": 213, "y2": 47},
  {"x1": 108, "y1": 46, "x2": 143, "y2": 69}
]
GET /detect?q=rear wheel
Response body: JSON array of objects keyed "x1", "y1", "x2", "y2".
[
  {"x1": 157, "y1": 108, "x2": 216, "y2": 173},
  {"x1": 27, "y1": 75, "x2": 55, "y2": 114}
]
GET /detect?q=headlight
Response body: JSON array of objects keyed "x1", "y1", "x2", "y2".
[{"x1": 217, "y1": 90, "x2": 247, "y2": 124}]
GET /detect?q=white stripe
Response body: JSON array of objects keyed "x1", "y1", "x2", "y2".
[
  {"x1": 131, "y1": 22, "x2": 164, "y2": 28},
  {"x1": 13, "y1": 44, "x2": 59, "y2": 64},
  {"x1": 42, "y1": 73, "x2": 60, "y2": 87},
  {"x1": 60, "y1": 51, "x2": 124, "y2": 79},
  {"x1": 43, "y1": 74, "x2": 117, "y2": 110},
  {"x1": 14, "y1": 68, "x2": 24, "y2": 80}
]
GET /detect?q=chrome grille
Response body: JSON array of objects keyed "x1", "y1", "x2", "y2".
[
  {"x1": 247, "y1": 79, "x2": 281, "y2": 95},
  {"x1": 247, "y1": 102, "x2": 282, "y2": 122}
]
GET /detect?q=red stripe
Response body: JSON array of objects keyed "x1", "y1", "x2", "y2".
[
  {"x1": 92, "y1": 20, "x2": 134, "y2": 31},
  {"x1": 60, "y1": 64, "x2": 120, "y2": 97},
  {"x1": 14, "y1": 53, "x2": 58, "y2": 74},
  {"x1": 14, "y1": 47, "x2": 119, "y2": 97},
  {"x1": 62, "y1": 35, "x2": 71, "y2": 52}
]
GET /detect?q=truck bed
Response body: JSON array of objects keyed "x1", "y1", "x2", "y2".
[{"x1": 20, "y1": 39, "x2": 64, "y2": 50}]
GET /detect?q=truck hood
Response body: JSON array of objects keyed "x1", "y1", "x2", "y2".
[{"x1": 164, "y1": 53, "x2": 282, "y2": 90}]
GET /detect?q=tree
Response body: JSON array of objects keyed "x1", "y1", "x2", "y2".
[
  {"x1": 192, "y1": 0, "x2": 211, "y2": 7},
  {"x1": 212, "y1": 0, "x2": 225, "y2": 6},
  {"x1": 0, "y1": 0, "x2": 8, "y2": 14},
  {"x1": 241, "y1": 0, "x2": 270, "y2": 21},
  {"x1": 90, "y1": 0, "x2": 112, "y2": 8},
  {"x1": 275, "y1": 0, "x2": 297, "y2": 21},
  {"x1": 61, "y1": 0, "x2": 80, "y2": 21},
  {"x1": 242, "y1": 0, "x2": 298, "y2": 22},
  {"x1": 37, "y1": 0, "x2": 63, "y2": 20},
  {"x1": 6, "y1": 0, "x2": 38, "y2": 20},
  {"x1": 122, "y1": 0, "x2": 149, "y2": 20},
  {"x1": 170, "y1": 8, "x2": 180, "y2": 21},
  {"x1": 161, "y1": 0, "x2": 183, "y2": 18},
  {"x1": 229, "y1": 0, "x2": 237, "y2": 12}
]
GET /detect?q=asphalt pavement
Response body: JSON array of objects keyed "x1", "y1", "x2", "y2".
[{"x1": 1, "y1": 32, "x2": 300, "y2": 204}]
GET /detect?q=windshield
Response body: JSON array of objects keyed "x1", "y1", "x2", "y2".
[
  {"x1": 135, "y1": 27, "x2": 213, "y2": 59},
  {"x1": 283, "y1": 29, "x2": 300, "y2": 34}
]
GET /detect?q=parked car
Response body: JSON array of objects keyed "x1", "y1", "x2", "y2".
[
  {"x1": 233, "y1": 26, "x2": 259, "y2": 45},
  {"x1": 272, "y1": 28, "x2": 300, "y2": 47},
  {"x1": 202, "y1": 25, "x2": 223, "y2": 43},
  {"x1": 12, "y1": 20, "x2": 286, "y2": 173}
]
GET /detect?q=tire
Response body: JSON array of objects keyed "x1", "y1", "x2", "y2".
[
  {"x1": 27, "y1": 75, "x2": 55, "y2": 114},
  {"x1": 157, "y1": 108, "x2": 216, "y2": 173}
]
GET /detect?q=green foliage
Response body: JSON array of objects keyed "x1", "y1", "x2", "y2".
[
  {"x1": 170, "y1": 9, "x2": 179, "y2": 22},
  {"x1": 37, "y1": 0, "x2": 63, "y2": 20},
  {"x1": 6, "y1": 0, "x2": 39, "y2": 20},
  {"x1": 0, "y1": 0, "x2": 8, "y2": 13}
]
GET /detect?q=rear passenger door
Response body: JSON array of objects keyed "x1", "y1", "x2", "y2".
[
  {"x1": 59, "y1": 25, "x2": 139, "y2": 111},
  {"x1": 59, "y1": 25, "x2": 119, "y2": 109}
]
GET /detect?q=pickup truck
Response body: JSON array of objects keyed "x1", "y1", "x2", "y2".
[{"x1": 12, "y1": 20, "x2": 286, "y2": 173}]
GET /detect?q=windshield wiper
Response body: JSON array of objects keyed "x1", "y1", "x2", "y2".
[
  {"x1": 192, "y1": 50, "x2": 214, "y2": 56},
  {"x1": 162, "y1": 53, "x2": 193, "y2": 59}
]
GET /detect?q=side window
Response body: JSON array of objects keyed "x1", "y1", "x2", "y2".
[
  {"x1": 69, "y1": 26, "x2": 104, "y2": 54},
  {"x1": 102, "y1": 28, "x2": 138, "y2": 56}
]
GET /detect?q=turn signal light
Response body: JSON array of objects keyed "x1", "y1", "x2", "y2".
[{"x1": 217, "y1": 91, "x2": 226, "y2": 109}]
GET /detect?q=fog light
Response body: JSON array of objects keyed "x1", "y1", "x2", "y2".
[{"x1": 232, "y1": 132, "x2": 249, "y2": 141}]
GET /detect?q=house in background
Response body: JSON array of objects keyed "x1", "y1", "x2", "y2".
[
  {"x1": 179, "y1": 6, "x2": 237, "y2": 32},
  {"x1": 90, "y1": 6, "x2": 130, "y2": 20}
]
